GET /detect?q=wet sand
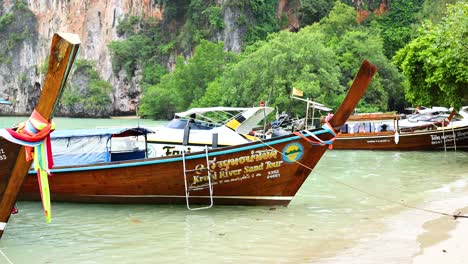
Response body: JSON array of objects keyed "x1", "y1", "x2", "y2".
[
  {"x1": 412, "y1": 206, "x2": 468, "y2": 264},
  {"x1": 316, "y1": 181, "x2": 468, "y2": 264}
]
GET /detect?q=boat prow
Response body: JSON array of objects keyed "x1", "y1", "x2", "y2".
[{"x1": 0, "y1": 33, "x2": 80, "y2": 238}]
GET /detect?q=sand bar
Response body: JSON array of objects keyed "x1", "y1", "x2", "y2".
[{"x1": 316, "y1": 179, "x2": 468, "y2": 264}]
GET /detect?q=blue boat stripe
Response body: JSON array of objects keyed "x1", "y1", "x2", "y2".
[{"x1": 31, "y1": 128, "x2": 331, "y2": 174}]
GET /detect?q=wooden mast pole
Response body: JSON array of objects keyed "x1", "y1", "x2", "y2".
[
  {"x1": 0, "y1": 33, "x2": 80, "y2": 238},
  {"x1": 328, "y1": 60, "x2": 378, "y2": 130}
]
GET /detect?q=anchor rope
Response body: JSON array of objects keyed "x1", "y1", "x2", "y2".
[
  {"x1": 256, "y1": 128, "x2": 468, "y2": 220},
  {"x1": 0, "y1": 248, "x2": 13, "y2": 264}
]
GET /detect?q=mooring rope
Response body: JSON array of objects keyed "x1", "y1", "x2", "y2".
[
  {"x1": 0, "y1": 248, "x2": 13, "y2": 264},
  {"x1": 256, "y1": 132, "x2": 468, "y2": 220}
]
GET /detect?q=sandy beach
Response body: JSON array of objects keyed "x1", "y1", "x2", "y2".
[
  {"x1": 412, "y1": 206, "x2": 468, "y2": 264},
  {"x1": 316, "y1": 179, "x2": 468, "y2": 264}
]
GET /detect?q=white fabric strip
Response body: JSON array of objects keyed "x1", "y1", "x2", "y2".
[{"x1": 0, "y1": 129, "x2": 42, "y2": 147}]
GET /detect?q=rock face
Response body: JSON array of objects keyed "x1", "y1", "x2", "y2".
[
  {"x1": 215, "y1": 1, "x2": 244, "y2": 54},
  {"x1": 0, "y1": 0, "x2": 296, "y2": 116},
  {"x1": 0, "y1": 0, "x2": 160, "y2": 116},
  {"x1": 35, "y1": 0, "x2": 166, "y2": 116},
  {"x1": 0, "y1": 1, "x2": 41, "y2": 115}
]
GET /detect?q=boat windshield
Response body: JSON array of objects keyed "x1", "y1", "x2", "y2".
[
  {"x1": 166, "y1": 107, "x2": 274, "y2": 132},
  {"x1": 166, "y1": 118, "x2": 213, "y2": 130}
]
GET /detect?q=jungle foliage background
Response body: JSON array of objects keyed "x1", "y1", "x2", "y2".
[{"x1": 107, "y1": 0, "x2": 467, "y2": 119}]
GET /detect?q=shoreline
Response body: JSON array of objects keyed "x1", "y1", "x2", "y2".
[
  {"x1": 412, "y1": 205, "x2": 468, "y2": 264},
  {"x1": 315, "y1": 179, "x2": 468, "y2": 264},
  {"x1": 110, "y1": 115, "x2": 140, "y2": 119}
]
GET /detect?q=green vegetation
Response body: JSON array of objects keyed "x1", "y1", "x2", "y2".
[
  {"x1": 61, "y1": 60, "x2": 113, "y2": 115},
  {"x1": 0, "y1": 0, "x2": 37, "y2": 65},
  {"x1": 393, "y1": 2, "x2": 468, "y2": 109},
  {"x1": 139, "y1": 40, "x2": 236, "y2": 119},
  {"x1": 0, "y1": 12, "x2": 14, "y2": 28},
  {"x1": 112, "y1": 0, "x2": 467, "y2": 118},
  {"x1": 18, "y1": 72, "x2": 26, "y2": 82},
  {"x1": 418, "y1": 0, "x2": 459, "y2": 24},
  {"x1": 140, "y1": 2, "x2": 405, "y2": 118},
  {"x1": 38, "y1": 58, "x2": 49, "y2": 74},
  {"x1": 241, "y1": 0, "x2": 281, "y2": 46},
  {"x1": 109, "y1": 0, "x2": 226, "y2": 79},
  {"x1": 370, "y1": 0, "x2": 425, "y2": 59},
  {"x1": 297, "y1": 0, "x2": 336, "y2": 26}
]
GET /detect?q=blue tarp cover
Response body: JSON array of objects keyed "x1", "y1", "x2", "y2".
[
  {"x1": 51, "y1": 127, "x2": 153, "y2": 139},
  {"x1": 50, "y1": 127, "x2": 152, "y2": 167}
]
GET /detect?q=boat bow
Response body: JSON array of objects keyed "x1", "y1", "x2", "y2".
[
  {"x1": 0, "y1": 33, "x2": 80, "y2": 238},
  {"x1": 329, "y1": 60, "x2": 378, "y2": 131}
]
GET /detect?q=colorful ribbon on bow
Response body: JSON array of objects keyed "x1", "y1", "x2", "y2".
[{"x1": 5, "y1": 109, "x2": 55, "y2": 223}]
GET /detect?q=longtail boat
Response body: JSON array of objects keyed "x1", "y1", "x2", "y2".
[
  {"x1": 331, "y1": 111, "x2": 468, "y2": 150},
  {"x1": 0, "y1": 33, "x2": 80, "y2": 238},
  {"x1": 19, "y1": 60, "x2": 377, "y2": 207}
]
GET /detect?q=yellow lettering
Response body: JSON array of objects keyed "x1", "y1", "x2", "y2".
[
  {"x1": 265, "y1": 161, "x2": 283, "y2": 169},
  {"x1": 243, "y1": 163, "x2": 264, "y2": 173}
]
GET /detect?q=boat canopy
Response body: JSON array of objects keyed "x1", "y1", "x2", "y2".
[
  {"x1": 51, "y1": 127, "x2": 153, "y2": 167},
  {"x1": 175, "y1": 107, "x2": 250, "y2": 118},
  {"x1": 168, "y1": 106, "x2": 274, "y2": 133},
  {"x1": 346, "y1": 113, "x2": 400, "y2": 122},
  {"x1": 51, "y1": 127, "x2": 153, "y2": 139}
]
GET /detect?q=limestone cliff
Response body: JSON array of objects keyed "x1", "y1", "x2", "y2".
[
  {"x1": 1, "y1": 0, "x2": 244, "y2": 116},
  {"x1": 1, "y1": 0, "x2": 164, "y2": 116},
  {"x1": 0, "y1": 0, "x2": 305, "y2": 116}
]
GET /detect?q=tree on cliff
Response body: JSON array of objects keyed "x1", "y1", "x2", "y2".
[
  {"x1": 139, "y1": 40, "x2": 236, "y2": 119},
  {"x1": 194, "y1": 2, "x2": 404, "y2": 113},
  {"x1": 139, "y1": 1, "x2": 405, "y2": 118},
  {"x1": 393, "y1": 2, "x2": 468, "y2": 109}
]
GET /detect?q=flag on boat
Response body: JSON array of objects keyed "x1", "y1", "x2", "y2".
[{"x1": 292, "y1": 87, "x2": 303, "y2": 97}]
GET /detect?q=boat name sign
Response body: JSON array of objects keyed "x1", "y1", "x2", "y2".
[
  {"x1": 430, "y1": 130, "x2": 468, "y2": 145},
  {"x1": 191, "y1": 148, "x2": 286, "y2": 185}
]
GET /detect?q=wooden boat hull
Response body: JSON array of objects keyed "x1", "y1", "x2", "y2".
[
  {"x1": 0, "y1": 141, "x2": 22, "y2": 193},
  {"x1": 20, "y1": 133, "x2": 329, "y2": 205},
  {"x1": 333, "y1": 125, "x2": 468, "y2": 150}
]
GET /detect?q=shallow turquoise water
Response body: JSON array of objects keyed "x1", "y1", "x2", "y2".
[
  {"x1": 0, "y1": 116, "x2": 164, "y2": 129},
  {"x1": 0, "y1": 117, "x2": 467, "y2": 263}
]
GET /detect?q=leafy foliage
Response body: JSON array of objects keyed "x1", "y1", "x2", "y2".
[
  {"x1": 61, "y1": 60, "x2": 113, "y2": 116},
  {"x1": 109, "y1": 1, "x2": 225, "y2": 83},
  {"x1": 393, "y1": 2, "x2": 468, "y2": 109},
  {"x1": 242, "y1": 0, "x2": 281, "y2": 46},
  {"x1": 418, "y1": 0, "x2": 459, "y2": 24},
  {"x1": 297, "y1": 0, "x2": 336, "y2": 26},
  {"x1": 320, "y1": 2, "x2": 405, "y2": 112},
  {"x1": 139, "y1": 1, "x2": 406, "y2": 118},
  {"x1": 112, "y1": 0, "x2": 465, "y2": 119},
  {"x1": 0, "y1": 0, "x2": 37, "y2": 64},
  {"x1": 139, "y1": 40, "x2": 236, "y2": 118},
  {"x1": 202, "y1": 28, "x2": 342, "y2": 114},
  {"x1": 370, "y1": 0, "x2": 425, "y2": 59}
]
